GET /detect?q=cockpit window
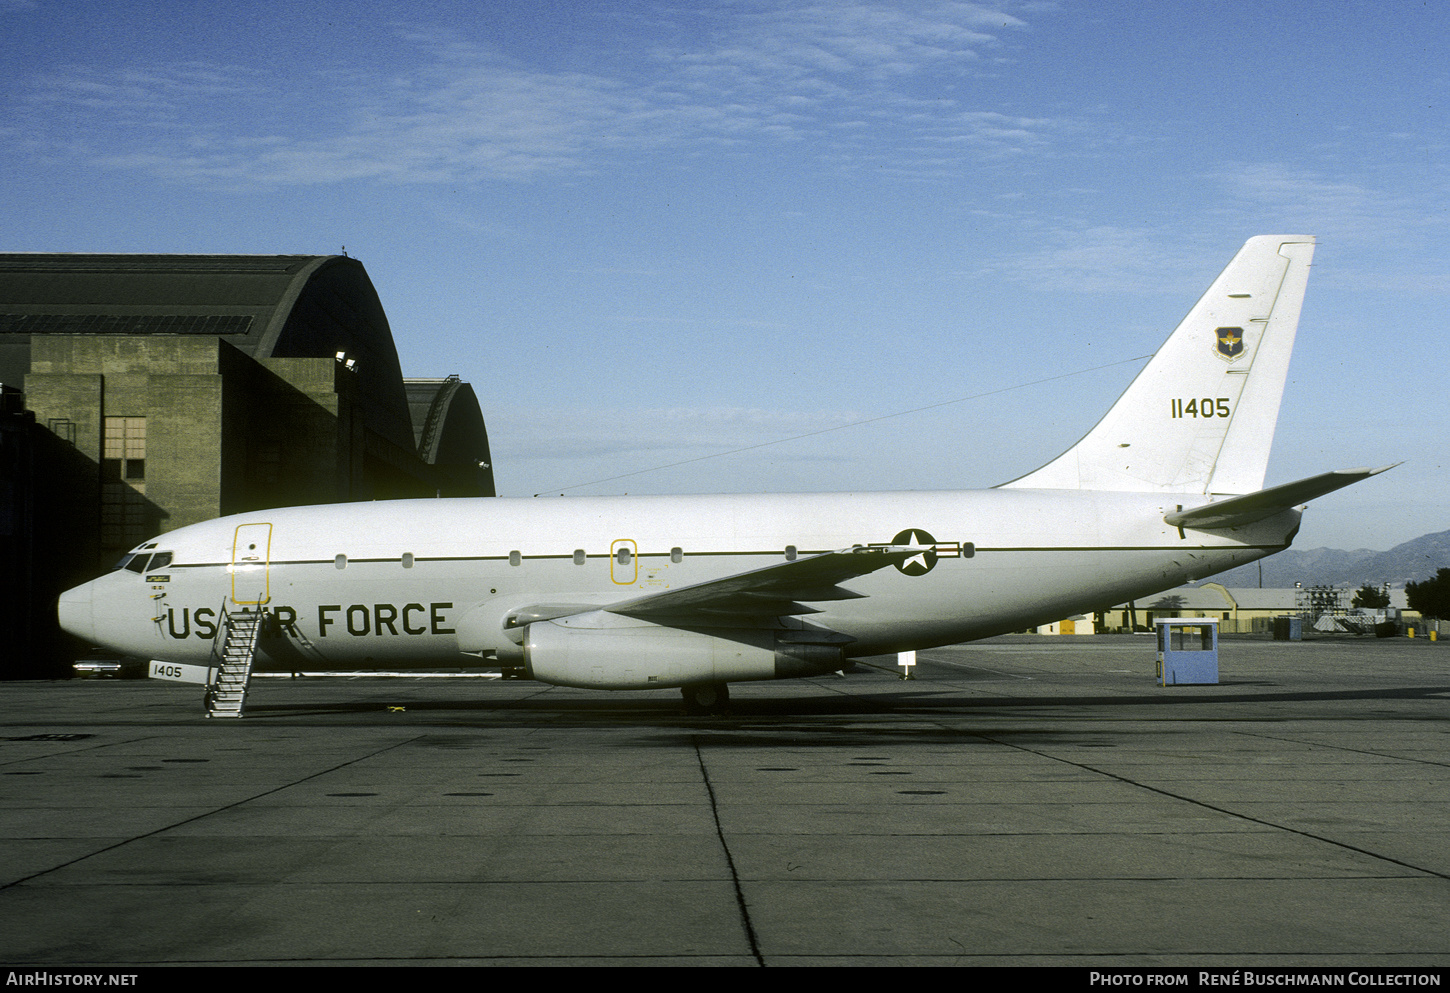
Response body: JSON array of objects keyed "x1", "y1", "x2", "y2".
[{"x1": 114, "y1": 549, "x2": 172, "y2": 574}]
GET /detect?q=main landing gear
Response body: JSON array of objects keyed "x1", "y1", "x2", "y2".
[{"x1": 681, "y1": 681, "x2": 730, "y2": 716}]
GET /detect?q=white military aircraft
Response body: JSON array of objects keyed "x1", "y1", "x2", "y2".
[{"x1": 59, "y1": 235, "x2": 1391, "y2": 714}]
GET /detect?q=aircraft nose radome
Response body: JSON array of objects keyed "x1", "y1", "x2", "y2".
[{"x1": 57, "y1": 582, "x2": 95, "y2": 642}]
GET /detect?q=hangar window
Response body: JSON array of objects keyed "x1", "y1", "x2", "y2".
[
  {"x1": 100, "y1": 417, "x2": 149, "y2": 549},
  {"x1": 573, "y1": 549, "x2": 586, "y2": 565},
  {"x1": 103, "y1": 417, "x2": 146, "y2": 483},
  {"x1": 48, "y1": 418, "x2": 76, "y2": 446},
  {"x1": 101, "y1": 486, "x2": 150, "y2": 551},
  {"x1": 255, "y1": 443, "x2": 282, "y2": 487}
]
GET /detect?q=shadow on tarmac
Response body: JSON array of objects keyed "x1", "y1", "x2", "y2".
[{"x1": 233, "y1": 679, "x2": 1450, "y2": 726}]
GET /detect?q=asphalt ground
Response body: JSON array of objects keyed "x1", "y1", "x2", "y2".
[{"x1": 1, "y1": 634, "x2": 1447, "y2": 969}]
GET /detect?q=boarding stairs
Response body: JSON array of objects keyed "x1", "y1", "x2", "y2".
[{"x1": 206, "y1": 607, "x2": 265, "y2": 718}]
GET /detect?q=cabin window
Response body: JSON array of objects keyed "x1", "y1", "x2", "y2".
[
  {"x1": 671, "y1": 547, "x2": 683, "y2": 564},
  {"x1": 402, "y1": 553, "x2": 414, "y2": 569},
  {"x1": 785, "y1": 545, "x2": 797, "y2": 561},
  {"x1": 509, "y1": 550, "x2": 522, "y2": 567},
  {"x1": 335, "y1": 554, "x2": 347, "y2": 570},
  {"x1": 573, "y1": 549, "x2": 586, "y2": 565},
  {"x1": 609, "y1": 539, "x2": 638, "y2": 584},
  {"x1": 962, "y1": 542, "x2": 975, "y2": 559}
]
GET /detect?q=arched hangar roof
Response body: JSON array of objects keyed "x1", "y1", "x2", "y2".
[
  {"x1": 405, "y1": 376, "x2": 496, "y2": 497},
  {"x1": 0, "y1": 253, "x2": 415, "y2": 452}
]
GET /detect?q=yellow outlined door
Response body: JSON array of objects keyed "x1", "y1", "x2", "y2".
[
  {"x1": 610, "y1": 539, "x2": 637, "y2": 585},
  {"x1": 231, "y1": 523, "x2": 273, "y2": 605}
]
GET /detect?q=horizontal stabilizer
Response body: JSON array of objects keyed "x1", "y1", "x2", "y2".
[{"x1": 1164, "y1": 465, "x2": 1397, "y2": 530}]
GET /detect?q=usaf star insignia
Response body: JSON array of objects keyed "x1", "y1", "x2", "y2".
[{"x1": 892, "y1": 528, "x2": 939, "y2": 576}]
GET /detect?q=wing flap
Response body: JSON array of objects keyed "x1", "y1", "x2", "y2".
[
  {"x1": 605, "y1": 545, "x2": 924, "y2": 621},
  {"x1": 1165, "y1": 465, "x2": 1396, "y2": 529}
]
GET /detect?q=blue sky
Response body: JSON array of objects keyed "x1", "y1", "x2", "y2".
[{"x1": 4, "y1": 0, "x2": 1445, "y2": 551}]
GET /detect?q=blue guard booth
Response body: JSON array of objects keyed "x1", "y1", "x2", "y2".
[{"x1": 1155, "y1": 618, "x2": 1219, "y2": 686}]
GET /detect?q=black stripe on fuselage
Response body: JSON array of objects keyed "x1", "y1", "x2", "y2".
[{"x1": 158, "y1": 543, "x2": 1286, "y2": 571}]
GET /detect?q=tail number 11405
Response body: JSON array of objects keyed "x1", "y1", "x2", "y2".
[{"x1": 1171, "y1": 397, "x2": 1230, "y2": 419}]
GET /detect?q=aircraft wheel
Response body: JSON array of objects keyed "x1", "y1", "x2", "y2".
[{"x1": 681, "y1": 681, "x2": 730, "y2": 715}]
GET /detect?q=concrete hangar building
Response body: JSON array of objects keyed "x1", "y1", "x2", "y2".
[{"x1": 0, "y1": 253, "x2": 494, "y2": 676}]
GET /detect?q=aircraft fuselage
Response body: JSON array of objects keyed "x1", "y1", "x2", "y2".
[{"x1": 60, "y1": 488, "x2": 1297, "y2": 682}]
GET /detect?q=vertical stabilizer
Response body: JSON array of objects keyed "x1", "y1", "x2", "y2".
[{"x1": 1000, "y1": 235, "x2": 1315, "y2": 495}]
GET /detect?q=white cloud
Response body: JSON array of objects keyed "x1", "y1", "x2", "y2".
[
  {"x1": 1211, "y1": 163, "x2": 1401, "y2": 238},
  {"x1": 492, "y1": 404, "x2": 863, "y2": 459},
  {"x1": 1207, "y1": 162, "x2": 1450, "y2": 292},
  {"x1": 8, "y1": 3, "x2": 1052, "y2": 189},
  {"x1": 969, "y1": 157, "x2": 1450, "y2": 297},
  {"x1": 677, "y1": 1, "x2": 1014, "y2": 82},
  {"x1": 969, "y1": 225, "x2": 1206, "y2": 295},
  {"x1": 488, "y1": 404, "x2": 868, "y2": 495}
]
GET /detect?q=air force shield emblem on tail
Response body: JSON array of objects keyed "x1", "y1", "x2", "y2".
[{"x1": 1214, "y1": 326, "x2": 1245, "y2": 361}]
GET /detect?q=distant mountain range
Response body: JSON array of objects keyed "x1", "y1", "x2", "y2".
[{"x1": 1207, "y1": 529, "x2": 1450, "y2": 589}]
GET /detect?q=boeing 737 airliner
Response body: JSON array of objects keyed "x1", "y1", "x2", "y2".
[{"x1": 58, "y1": 235, "x2": 1390, "y2": 714}]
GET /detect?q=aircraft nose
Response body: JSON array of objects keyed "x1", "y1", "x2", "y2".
[{"x1": 57, "y1": 581, "x2": 96, "y2": 643}]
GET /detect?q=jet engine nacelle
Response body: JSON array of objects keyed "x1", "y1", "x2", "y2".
[
  {"x1": 523, "y1": 610, "x2": 844, "y2": 690},
  {"x1": 455, "y1": 593, "x2": 615, "y2": 664}
]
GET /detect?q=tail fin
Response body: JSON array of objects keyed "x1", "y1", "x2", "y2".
[{"x1": 1000, "y1": 235, "x2": 1315, "y2": 495}]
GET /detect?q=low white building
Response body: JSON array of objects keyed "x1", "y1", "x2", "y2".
[
  {"x1": 1035, "y1": 614, "x2": 1096, "y2": 636},
  {"x1": 1107, "y1": 582, "x2": 1411, "y2": 634}
]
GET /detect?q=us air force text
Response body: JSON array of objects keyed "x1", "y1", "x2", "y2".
[{"x1": 159, "y1": 603, "x2": 456, "y2": 639}]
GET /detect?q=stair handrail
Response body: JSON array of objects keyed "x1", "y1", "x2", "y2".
[
  {"x1": 208, "y1": 602, "x2": 269, "y2": 670},
  {"x1": 207, "y1": 599, "x2": 231, "y2": 674}
]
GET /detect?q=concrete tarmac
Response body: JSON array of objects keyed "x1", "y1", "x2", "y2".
[{"x1": 1, "y1": 634, "x2": 1447, "y2": 967}]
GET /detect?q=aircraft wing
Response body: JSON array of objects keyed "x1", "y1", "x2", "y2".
[
  {"x1": 604, "y1": 544, "x2": 930, "y2": 621},
  {"x1": 1164, "y1": 465, "x2": 1397, "y2": 530}
]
